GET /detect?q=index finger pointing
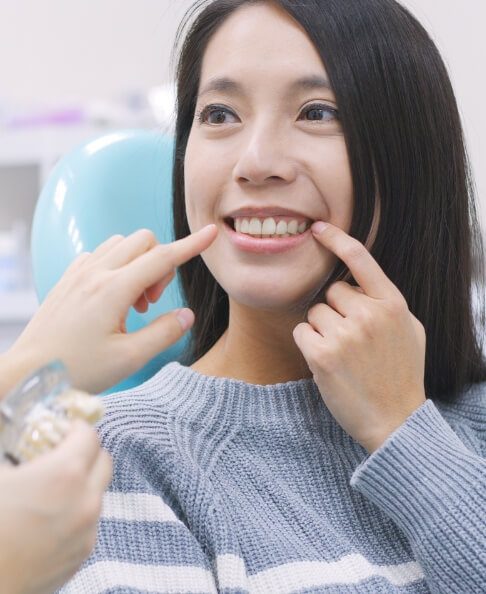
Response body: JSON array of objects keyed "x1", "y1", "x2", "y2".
[
  {"x1": 311, "y1": 221, "x2": 400, "y2": 299},
  {"x1": 120, "y1": 224, "x2": 218, "y2": 299},
  {"x1": 169, "y1": 224, "x2": 218, "y2": 268}
]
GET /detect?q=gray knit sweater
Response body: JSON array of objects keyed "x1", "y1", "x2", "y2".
[{"x1": 59, "y1": 361, "x2": 486, "y2": 593}]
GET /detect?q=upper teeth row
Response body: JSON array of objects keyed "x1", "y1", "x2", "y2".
[{"x1": 234, "y1": 217, "x2": 309, "y2": 236}]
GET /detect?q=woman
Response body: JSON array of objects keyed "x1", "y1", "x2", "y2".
[
  {"x1": 60, "y1": 0, "x2": 486, "y2": 592},
  {"x1": 0, "y1": 226, "x2": 215, "y2": 594}
]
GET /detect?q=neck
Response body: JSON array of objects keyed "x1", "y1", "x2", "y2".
[{"x1": 190, "y1": 300, "x2": 313, "y2": 385}]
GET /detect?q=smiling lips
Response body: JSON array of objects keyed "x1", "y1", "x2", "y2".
[{"x1": 223, "y1": 217, "x2": 312, "y2": 254}]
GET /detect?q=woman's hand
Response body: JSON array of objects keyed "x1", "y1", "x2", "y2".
[
  {"x1": 3, "y1": 225, "x2": 218, "y2": 394},
  {"x1": 0, "y1": 421, "x2": 112, "y2": 594},
  {"x1": 293, "y1": 222, "x2": 426, "y2": 454}
]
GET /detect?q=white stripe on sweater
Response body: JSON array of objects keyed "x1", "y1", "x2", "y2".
[
  {"x1": 97, "y1": 493, "x2": 426, "y2": 593},
  {"x1": 60, "y1": 560, "x2": 217, "y2": 593},
  {"x1": 244, "y1": 555, "x2": 425, "y2": 592},
  {"x1": 102, "y1": 492, "x2": 184, "y2": 524},
  {"x1": 61, "y1": 555, "x2": 425, "y2": 593}
]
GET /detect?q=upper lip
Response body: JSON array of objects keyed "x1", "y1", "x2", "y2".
[{"x1": 224, "y1": 207, "x2": 315, "y2": 221}]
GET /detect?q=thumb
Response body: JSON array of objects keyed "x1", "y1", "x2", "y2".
[{"x1": 127, "y1": 308, "x2": 194, "y2": 363}]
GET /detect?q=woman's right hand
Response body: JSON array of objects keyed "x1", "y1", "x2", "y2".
[
  {"x1": 3, "y1": 224, "x2": 218, "y2": 394},
  {"x1": 0, "y1": 421, "x2": 112, "y2": 594}
]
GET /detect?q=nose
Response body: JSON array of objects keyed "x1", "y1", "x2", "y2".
[{"x1": 232, "y1": 122, "x2": 298, "y2": 186}]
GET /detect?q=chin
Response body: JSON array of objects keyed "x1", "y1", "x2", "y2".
[{"x1": 223, "y1": 281, "x2": 323, "y2": 313}]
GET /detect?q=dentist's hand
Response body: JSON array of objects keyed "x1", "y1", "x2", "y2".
[
  {"x1": 4, "y1": 225, "x2": 218, "y2": 394},
  {"x1": 0, "y1": 421, "x2": 112, "y2": 594}
]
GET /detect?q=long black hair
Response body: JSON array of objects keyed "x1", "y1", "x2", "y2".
[{"x1": 170, "y1": 0, "x2": 486, "y2": 402}]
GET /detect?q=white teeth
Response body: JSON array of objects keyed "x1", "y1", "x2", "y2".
[
  {"x1": 261, "y1": 218, "x2": 276, "y2": 235},
  {"x1": 232, "y1": 216, "x2": 310, "y2": 238},
  {"x1": 287, "y1": 220, "x2": 298, "y2": 234},
  {"x1": 249, "y1": 218, "x2": 262, "y2": 234}
]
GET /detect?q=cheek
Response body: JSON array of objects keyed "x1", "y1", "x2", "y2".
[
  {"x1": 183, "y1": 134, "x2": 221, "y2": 230},
  {"x1": 311, "y1": 139, "x2": 353, "y2": 231}
]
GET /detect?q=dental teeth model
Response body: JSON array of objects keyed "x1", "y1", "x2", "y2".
[
  {"x1": 0, "y1": 361, "x2": 104, "y2": 464},
  {"x1": 14, "y1": 389, "x2": 104, "y2": 463}
]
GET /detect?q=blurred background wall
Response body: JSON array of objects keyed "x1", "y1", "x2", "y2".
[{"x1": 0, "y1": 0, "x2": 484, "y2": 350}]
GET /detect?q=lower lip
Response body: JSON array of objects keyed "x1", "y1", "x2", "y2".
[{"x1": 223, "y1": 220, "x2": 312, "y2": 254}]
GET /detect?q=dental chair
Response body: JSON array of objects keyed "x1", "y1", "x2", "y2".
[{"x1": 31, "y1": 130, "x2": 189, "y2": 394}]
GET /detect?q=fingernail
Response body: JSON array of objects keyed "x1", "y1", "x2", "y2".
[
  {"x1": 176, "y1": 308, "x2": 194, "y2": 331},
  {"x1": 311, "y1": 221, "x2": 328, "y2": 234}
]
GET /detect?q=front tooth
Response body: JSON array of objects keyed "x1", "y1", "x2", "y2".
[
  {"x1": 261, "y1": 217, "x2": 276, "y2": 235},
  {"x1": 276, "y1": 220, "x2": 288, "y2": 235},
  {"x1": 240, "y1": 218, "x2": 250, "y2": 233},
  {"x1": 249, "y1": 218, "x2": 262, "y2": 234}
]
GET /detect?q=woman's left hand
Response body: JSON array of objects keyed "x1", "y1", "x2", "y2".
[{"x1": 292, "y1": 222, "x2": 427, "y2": 454}]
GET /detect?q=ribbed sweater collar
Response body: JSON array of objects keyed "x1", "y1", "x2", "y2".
[{"x1": 150, "y1": 361, "x2": 334, "y2": 428}]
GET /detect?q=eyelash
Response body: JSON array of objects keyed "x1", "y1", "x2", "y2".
[{"x1": 195, "y1": 103, "x2": 339, "y2": 125}]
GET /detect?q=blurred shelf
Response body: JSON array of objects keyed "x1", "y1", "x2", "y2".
[
  {"x1": 0, "y1": 289, "x2": 38, "y2": 322},
  {"x1": 0, "y1": 125, "x2": 120, "y2": 166}
]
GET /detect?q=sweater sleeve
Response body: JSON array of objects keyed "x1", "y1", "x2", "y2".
[{"x1": 349, "y1": 398, "x2": 486, "y2": 594}]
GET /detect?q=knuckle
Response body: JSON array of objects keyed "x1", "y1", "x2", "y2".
[
  {"x1": 66, "y1": 252, "x2": 91, "y2": 273},
  {"x1": 136, "y1": 228, "x2": 157, "y2": 248},
  {"x1": 413, "y1": 317, "x2": 426, "y2": 338},
  {"x1": 307, "y1": 303, "x2": 323, "y2": 321},
  {"x1": 324, "y1": 281, "x2": 346, "y2": 303},
  {"x1": 354, "y1": 308, "x2": 375, "y2": 333},
  {"x1": 384, "y1": 297, "x2": 407, "y2": 316},
  {"x1": 324, "y1": 286, "x2": 335, "y2": 302},
  {"x1": 137, "y1": 228, "x2": 155, "y2": 240},
  {"x1": 80, "y1": 272, "x2": 110, "y2": 297}
]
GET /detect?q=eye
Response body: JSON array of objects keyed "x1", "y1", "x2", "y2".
[
  {"x1": 196, "y1": 104, "x2": 238, "y2": 125},
  {"x1": 195, "y1": 102, "x2": 339, "y2": 126},
  {"x1": 299, "y1": 103, "x2": 339, "y2": 123}
]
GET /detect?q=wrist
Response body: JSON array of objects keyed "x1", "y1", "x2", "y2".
[{"x1": 0, "y1": 347, "x2": 47, "y2": 399}]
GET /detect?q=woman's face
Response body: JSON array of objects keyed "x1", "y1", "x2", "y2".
[{"x1": 184, "y1": 2, "x2": 353, "y2": 312}]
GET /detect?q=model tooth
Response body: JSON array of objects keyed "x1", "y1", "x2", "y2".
[
  {"x1": 261, "y1": 217, "x2": 277, "y2": 235},
  {"x1": 276, "y1": 220, "x2": 288, "y2": 235}
]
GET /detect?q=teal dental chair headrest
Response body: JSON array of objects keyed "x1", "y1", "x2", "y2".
[{"x1": 31, "y1": 129, "x2": 189, "y2": 394}]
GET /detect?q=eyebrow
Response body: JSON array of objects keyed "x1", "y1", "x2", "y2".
[{"x1": 197, "y1": 75, "x2": 333, "y2": 99}]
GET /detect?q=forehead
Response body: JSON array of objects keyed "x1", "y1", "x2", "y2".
[{"x1": 199, "y1": 3, "x2": 329, "y2": 90}]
